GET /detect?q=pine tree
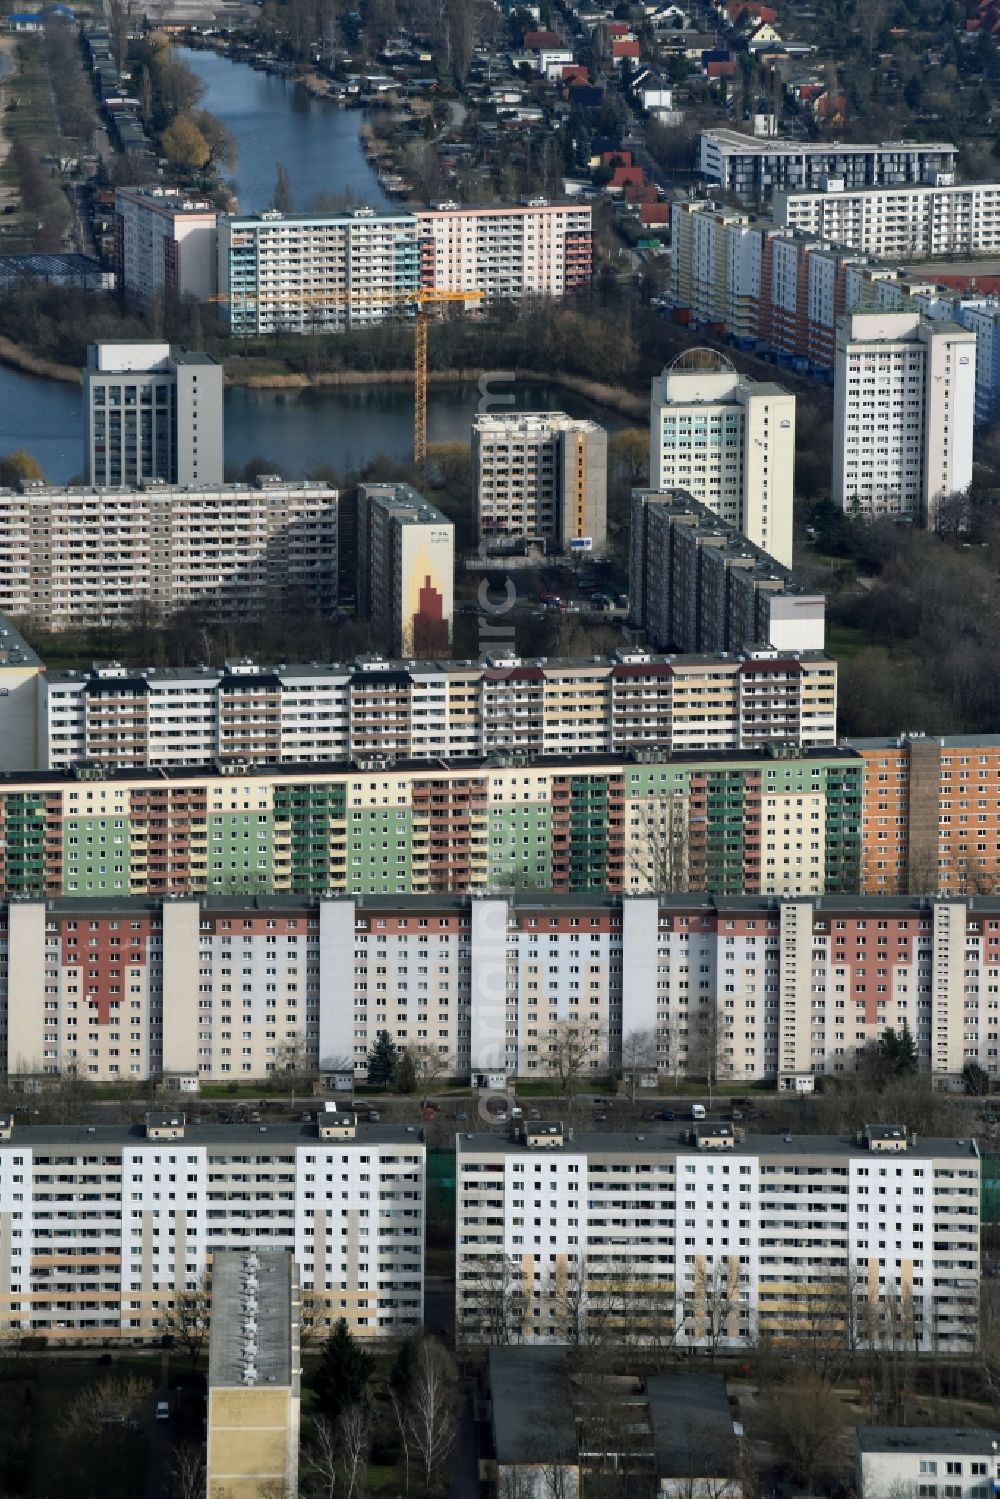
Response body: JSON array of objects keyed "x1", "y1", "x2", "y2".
[
  {"x1": 311, "y1": 1318, "x2": 375, "y2": 1426},
  {"x1": 367, "y1": 1030, "x2": 398, "y2": 1091}
]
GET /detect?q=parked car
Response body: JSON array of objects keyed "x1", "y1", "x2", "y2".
[
  {"x1": 155, "y1": 1401, "x2": 170, "y2": 1423},
  {"x1": 656, "y1": 1109, "x2": 676, "y2": 1122}
]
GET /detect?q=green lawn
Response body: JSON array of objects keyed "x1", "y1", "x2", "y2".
[{"x1": 825, "y1": 621, "x2": 870, "y2": 662}]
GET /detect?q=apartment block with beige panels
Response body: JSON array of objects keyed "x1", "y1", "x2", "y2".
[
  {"x1": 473, "y1": 412, "x2": 607, "y2": 555},
  {"x1": 34, "y1": 646, "x2": 838, "y2": 771},
  {"x1": 206, "y1": 1250, "x2": 300, "y2": 1499},
  {"x1": 0, "y1": 1110, "x2": 423, "y2": 1344},
  {"x1": 455, "y1": 1122, "x2": 979, "y2": 1351},
  {"x1": 0, "y1": 477, "x2": 339, "y2": 628}
]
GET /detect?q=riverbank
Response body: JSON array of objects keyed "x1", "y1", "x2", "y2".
[
  {"x1": 232, "y1": 365, "x2": 648, "y2": 418},
  {"x1": 0, "y1": 335, "x2": 647, "y2": 420},
  {"x1": 0, "y1": 335, "x2": 81, "y2": 385}
]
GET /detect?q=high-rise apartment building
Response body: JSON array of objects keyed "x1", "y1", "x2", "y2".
[
  {"x1": 629, "y1": 489, "x2": 825, "y2": 654},
  {"x1": 472, "y1": 412, "x2": 607, "y2": 554},
  {"x1": 649, "y1": 355, "x2": 794, "y2": 566},
  {"x1": 35, "y1": 646, "x2": 837, "y2": 771},
  {"x1": 217, "y1": 208, "x2": 422, "y2": 336},
  {"x1": 206, "y1": 1250, "x2": 300, "y2": 1499},
  {"x1": 456, "y1": 1121, "x2": 979, "y2": 1350},
  {"x1": 216, "y1": 203, "x2": 595, "y2": 335},
  {"x1": 115, "y1": 186, "x2": 218, "y2": 304},
  {"x1": 774, "y1": 177, "x2": 1000, "y2": 260},
  {"x1": 356, "y1": 483, "x2": 454, "y2": 657},
  {"x1": 0, "y1": 618, "x2": 43, "y2": 772},
  {"x1": 0, "y1": 1110, "x2": 424, "y2": 1343},
  {"x1": 414, "y1": 201, "x2": 593, "y2": 300},
  {"x1": 7, "y1": 889, "x2": 1000, "y2": 1087},
  {"x1": 83, "y1": 341, "x2": 223, "y2": 489},
  {"x1": 699, "y1": 129, "x2": 958, "y2": 204},
  {"x1": 0, "y1": 747, "x2": 863, "y2": 901},
  {"x1": 833, "y1": 311, "x2": 976, "y2": 522},
  {"x1": 0, "y1": 478, "x2": 338, "y2": 628}
]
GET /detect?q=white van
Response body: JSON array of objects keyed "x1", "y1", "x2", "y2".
[{"x1": 691, "y1": 1104, "x2": 707, "y2": 1121}]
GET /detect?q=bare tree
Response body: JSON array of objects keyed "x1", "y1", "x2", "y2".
[
  {"x1": 407, "y1": 1339, "x2": 459, "y2": 1495},
  {"x1": 272, "y1": 1032, "x2": 316, "y2": 1107},
  {"x1": 390, "y1": 1384, "x2": 414, "y2": 1496},
  {"x1": 170, "y1": 1441, "x2": 206, "y2": 1499},
  {"x1": 679, "y1": 1260, "x2": 740, "y2": 1363},
  {"x1": 620, "y1": 1027, "x2": 657, "y2": 1103},
  {"x1": 299, "y1": 1287, "x2": 329, "y2": 1348},
  {"x1": 685, "y1": 1000, "x2": 733, "y2": 1095},
  {"x1": 415, "y1": 1047, "x2": 452, "y2": 1106},
  {"x1": 626, "y1": 794, "x2": 689, "y2": 892},
  {"x1": 338, "y1": 1404, "x2": 370, "y2": 1499},
  {"x1": 160, "y1": 1272, "x2": 212, "y2": 1367},
  {"x1": 302, "y1": 1415, "x2": 338, "y2": 1499},
  {"x1": 62, "y1": 1373, "x2": 153, "y2": 1436},
  {"x1": 460, "y1": 1252, "x2": 529, "y2": 1347},
  {"x1": 549, "y1": 1020, "x2": 598, "y2": 1098}
]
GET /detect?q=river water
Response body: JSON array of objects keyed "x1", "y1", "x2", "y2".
[{"x1": 0, "y1": 49, "x2": 634, "y2": 481}]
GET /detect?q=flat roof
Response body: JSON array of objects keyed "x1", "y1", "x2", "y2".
[
  {"x1": 488, "y1": 1348, "x2": 578, "y2": 1464},
  {"x1": 857, "y1": 1429, "x2": 1000, "y2": 1455},
  {"x1": 42, "y1": 647, "x2": 834, "y2": 688},
  {"x1": 702, "y1": 127, "x2": 957, "y2": 155},
  {"x1": 0, "y1": 617, "x2": 42, "y2": 669},
  {"x1": 0, "y1": 743, "x2": 862, "y2": 787},
  {"x1": 0, "y1": 1121, "x2": 425, "y2": 1148},
  {"x1": 457, "y1": 1131, "x2": 980, "y2": 1161},
  {"x1": 209, "y1": 1249, "x2": 295, "y2": 1390},
  {"x1": 646, "y1": 1375, "x2": 738, "y2": 1477},
  {"x1": 21, "y1": 891, "x2": 996, "y2": 921},
  {"x1": 781, "y1": 181, "x2": 1000, "y2": 199}
]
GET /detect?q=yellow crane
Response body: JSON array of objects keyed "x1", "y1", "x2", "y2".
[{"x1": 213, "y1": 285, "x2": 483, "y2": 470}]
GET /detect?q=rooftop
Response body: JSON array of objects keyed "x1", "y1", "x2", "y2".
[
  {"x1": 0, "y1": 617, "x2": 42, "y2": 670},
  {"x1": 488, "y1": 1348, "x2": 578, "y2": 1465},
  {"x1": 0, "y1": 743, "x2": 862, "y2": 788},
  {"x1": 0, "y1": 1120, "x2": 425, "y2": 1148},
  {"x1": 361, "y1": 482, "x2": 453, "y2": 528},
  {"x1": 208, "y1": 1249, "x2": 297, "y2": 1391},
  {"x1": 701, "y1": 127, "x2": 957, "y2": 155},
  {"x1": 41, "y1": 646, "x2": 834, "y2": 688},
  {"x1": 857, "y1": 1429, "x2": 1000, "y2": 1456},
  {"x1": 457, "y1": 1131, "x2": 980, "y2": 1161},
  {"x1": 646, "y1": 1375, "x2": 738, "y2": 1477}
]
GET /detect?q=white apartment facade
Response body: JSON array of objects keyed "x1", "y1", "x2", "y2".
[
  {"x1": 37, "y1": 648, "x2": 838, "y2": 771},
  {"x1": 699, "y1": 130, "x2": 958, "y2": 204},
  {"x1": 856, "y1": 1430, "x2": 1000, "y2": 1499},
  {"x1": 0, "y1": 478, "x2": 339, "y2": 628},
  {"x1": 217, "y1": 208, "x2": 422, "y2": 335},
  {"x1": 415, "y1": 201, "x2": 593, "y2": 301},
  {"x1": 649, "y1": 357, "x2": 795, "y2": 567},
  {"x1": 472, "y1": 412, "x2": 608, "y2": 553},
  {"x1": 455, "y1": 1123, "x2": 980, "y2": 1351},
  {"x1": 775, "y1": 178, "x2": 1000, "y2": 259},
  {"x1": 833, "y1": 311, "x2": 976, "y2": 522},
  {"x1": 115, "y1": 186, "x2": 218, "y2": 303},
  {"x1": 0, "y1": 1111, "x2": 424, "y2": 1343},
  {"x1": 8, "y1": 891, "x2": 1000, "y2": 1090}
]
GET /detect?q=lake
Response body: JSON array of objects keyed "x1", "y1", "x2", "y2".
[{"x1": 0, "y1": 48, "x2": 635, "y2": 480}]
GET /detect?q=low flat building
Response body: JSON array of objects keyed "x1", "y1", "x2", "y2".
[
  {"x1": 207, "y1": 1249, "x2": 300, "y2": 1499},
  {"x1": 855, "y1": 1429, "x2": 1000, "y2": 1499}
]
